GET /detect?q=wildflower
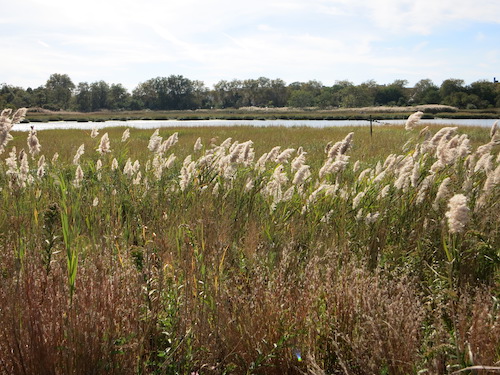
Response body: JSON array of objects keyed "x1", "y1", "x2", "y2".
[
  {"x1": 358, "y1": 168, "x2": 372, "y2": 182},
  {"x1": 159, "y1": 132, "x2": 179, "y2": 154},
  {"x1": 95, "y1": 159, "x2": 103, "y2": 180},
  {"x1": 291, "y1": 151, "x2": 307, "y2": 172},
  {"x1": 483, "y1": 164, "x2": 500, "y2": 194},
  {"x1": 73, "y1": 165, "x2": 84, "y2": 188},
  {"x1": 410, "y1": 162, "x2": 420, "y2": 187},
  {"x1": 365, "y1": 212, "x2": 380, "y2": 225},
  {"x1": 283, "y1": 186, "x2": 295, "y2": 201},
  {"x1": 90, "y1": 127, "x2": 99, "y2": 138},
  {"x1": 239, "y1": 140, "x2": 254, "y2": 165},
  {"x1": 405, "y1": 111, "x2": 424, "y2": 131},
  {"x1": 123, "y1": 158, "x2": 134, "y2": 177},
  {"x1": 1, "y1": 108, "x2": 26, "y2": 154},
  {"x1": 73, "y1": 144, "x2": 85, "y2": 165},
  {"x1": 179, "y1": 166, "x2": 191, "y2": 191},
  {"x1": 474, "y1": 153, "x2": 493, "y2": 173},
  {"x1": 490, "y1": 120, "x2": 498, "y2": 139},
  {"x1": 212, "y1": 182, "x2": 220, "y2": 196},
  {"x1": 301, "y1": 184, "x2": 328, "y2": 215},
  {"x1": 378, "y1": 184, "x2": 391, "y2": 199},
  {"x1": 255, "y1": 153, "x2": 268, "y2": 172},
  {"x1": 5, "y1": 147, "x2": 17, "y2": 173},
  {"x1": 433, "y1": 177, "x2": 451, "y2": 210},
  {"x1": 27, "y1": 126, "x2": 41, "y2": 156},
  {"x1": 111, "y1": 158, "x2": 119, "y2": 171},
  {"x1": 292, "y1": 165, "x2": 311, "y2": 185},
  {"x1": 37, "y1": 155, "x2": 46, "y2": 179},
  {"x1": 148, "y1": 129, "x2": 162, "y2": 153},
  {"x1": 352, "y1": 160, "x2": 360, "y2": 173},
  {"x1": 194, "y1": 137, "x2": 203, "y2": 152},
  {"x1": 132, "y1": 160, "x2": 141, "y2": 174},
  {"x1": 220, "y1": 137, "x2": 232, "y2": 148},
  {"x1": 266, "y1": 146, "x2": 281, "y2": 162},
  {"x1": 373, "y1": 170, "x2": 386, "y2": 184},
  {"x1": 264, "y1": 165, "x2": 288, "y2": 207},
  {"x1": 97, "y1": 133, "x2": 111, "y2": 154},
  {"x1": 430, "y1": 127, "x2": 458, "y2": 151},
  {"x1": 276, "y1": 148, "x2": 295, "y2": 164},
  {"x1": 0, "y1": 128, "x2": 14, "y2": 154},
  {"x1": 419, "y1": 126, "x2": 431, "y2": 139},
  {"x1": 52, "y1": 152, "x2": 59, "y2": 164},
  {"x1": 121, "y1": 128, "x2": 130, "y2": 142},
  {"x1": 477, "y1": 165, "x2": 500, "y2": 208},
  {"x1": 327, "y1": 132, "x2": 354, "y2": 158},
  {"x1": 319, "y1": 155, "x2": 350, "y2": 179},
  {"x1": 165, "y1": 154, "x2": 176, "y2": 169},
  {"x1": 445, "y1": 194, "x2": 470, "y2": 234},
  {"x1": 352, "y1": 191, "x2": 365, "y2": 209},
  {"x1": 355, "y1": 208, "x2": 364, "y2": 221},
  {"x1": 416, "y1": 174, "x2": 434, "y2": 204},
  {"x1": 133, "y1": 171, "x2": 142, "y2": 185},
  {"x1": 19, "y1": 150, "x2": 29, "y2": 185},
  {"x1": 244, "y1": 177, "x2": 254, "y2": 192},
  {"x1": 152, "y1": 155, "x2": 165, "y2": 180}
]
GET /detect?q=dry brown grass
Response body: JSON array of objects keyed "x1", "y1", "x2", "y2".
[{"x1": 0, "y1": 253, "x2": 147, "y2": 375}]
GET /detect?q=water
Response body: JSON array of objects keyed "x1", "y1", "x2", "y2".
[{"x1": 13, "y1": 118, "x2": 498, "y2": 132}]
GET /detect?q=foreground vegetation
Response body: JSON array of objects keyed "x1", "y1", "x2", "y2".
[{"x1": 0, "y1": 108, "x2": 499, "y2": 374}]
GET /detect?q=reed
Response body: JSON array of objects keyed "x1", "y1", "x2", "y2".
[{"x1": 0, "y1": 110, "x2": 499, "y2": 374}]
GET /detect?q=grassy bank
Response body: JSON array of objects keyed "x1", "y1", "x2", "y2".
[
  {"x1": 1, "y1": 109, "x2": 499, "y2": 374},
  {"x1": 24, "y1": 106, "x2": 500, "y2": 123}
]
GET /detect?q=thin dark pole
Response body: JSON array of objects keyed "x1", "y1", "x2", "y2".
[{"x1": 369, "y1": 115, "x2": 373, "y2": 138}]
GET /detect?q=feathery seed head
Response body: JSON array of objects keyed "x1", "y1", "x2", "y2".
[
  {"x1": 121, "y1": 128, "x2": 130, "y2": 142},
  {"x1": 445, "y1": 194, "x2": 470, "y2": 234},
  {"x1": 405, "y1": 111, "x2": 424, "y2": 131},
  {"x1": 97, "y1": 133, "x2": 111, "y2": 154},
  {"x1": 90, "y1": 127, "x2": 99, "y2": 138}
]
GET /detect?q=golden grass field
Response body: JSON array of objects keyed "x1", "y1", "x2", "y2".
[{"x1": 1, "y1": 108, "x2": 499, "y2": 374}]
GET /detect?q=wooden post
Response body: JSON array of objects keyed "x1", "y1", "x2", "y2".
[{"x1": 369, "y1": 115, "x2": 373, "y2": 138}]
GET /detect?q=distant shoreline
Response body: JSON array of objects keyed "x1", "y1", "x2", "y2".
[{"x1": 23, "y1": 105, "x2": 500, "y2": 123}]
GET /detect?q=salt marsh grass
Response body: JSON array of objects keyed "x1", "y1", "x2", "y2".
[{"x1": 1, "y1": 110, "x2": 499, "y2": 374}]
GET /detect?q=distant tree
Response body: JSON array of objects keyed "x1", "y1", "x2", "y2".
[
  {"x1": 287, "y1": 90, "x2": 315, "y2": 108},
  {"x1": 468, "y1": 80, "x2": 497, "y2": 108},
  {"x1": 75, "y1": 82, "x2": 92, "y2": 112},
  {"x1": 132, "y1": 75, "x2": 199, "y2": 110},
  {"x1": 316, "y1": 87, "x2": 339, "y2": 108},
  {"x1": 31, "y1": 86, "x2": 48, "y2": 108},
  {"x1": 213, "y1": 79, "x2": 243, "y2": 108},
  {"x1": 191, "y1": 80, "x2": 211, "y2": 108},
  {"x1": 439, "y1": 79, "x2": 465, "y2": 101},
  {"x1": 0, "y1": 84, "x2": 32, "y2": 108},
  {"x1": 411, "y1": 79, "x2": 440, "y2": 104},
  {"x1": 375, "y1": 79, "x2": 409, "y2": 106},
  {"x1": 45, "y1": 73, "x2": 75, "y2": 110},
  {"x1": 238, "y1": 77, "x2": 288, "y2": 107},
  {"x1": 90, "y1": 81, "x2": 110, "y2": 111},
  {"x1": 269, "y1": 79, "x2": 288, "y2": 107},
  {"x1": 164, "y1": 75, "x2": 197, "y2": 110},
  {"x1": 132, "y1": 80, "x2": 157, "y2": 109},
  {"x1": 108, "y1": 83, "x2": 130, "y2": 110}
]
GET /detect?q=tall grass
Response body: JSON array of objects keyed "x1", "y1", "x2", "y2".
[{"x1": 1, "y1": 110, "x2": 499, "y2": 374}]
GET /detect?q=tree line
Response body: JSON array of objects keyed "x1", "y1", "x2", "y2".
[{"x1": 1, "y1": 73, "x2": 499, "y2": 112}]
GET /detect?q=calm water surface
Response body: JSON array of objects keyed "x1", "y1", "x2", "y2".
[{"x1": 13, "y1": 118, "x2": 498, "y2": 132}]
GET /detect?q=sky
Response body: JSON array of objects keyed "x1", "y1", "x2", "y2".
[{"x1": 1, "y1": 0, "x2": 500, "y2": 91}]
